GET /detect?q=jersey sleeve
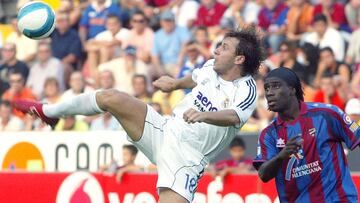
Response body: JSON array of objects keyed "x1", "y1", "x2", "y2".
[
  {"x1": 191, "y1": 59, "x2": 214, "y2": 83},
  {"x1": 253, "y1": 126, "x2": 278, "y2": 170},
  {"x1": 328, "y1": 105, "x2": 360, "y2": 150},
  {"x1": 231, "y1": 78, "x2": 257, "y2": 127}
]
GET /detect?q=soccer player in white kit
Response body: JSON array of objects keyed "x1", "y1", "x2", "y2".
[{"x1": 14, "y1": 29, "x2": 265, "y2": 203}]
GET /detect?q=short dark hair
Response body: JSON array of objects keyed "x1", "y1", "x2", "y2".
[
  {"x1": 321, "y1": 71, "x2": 334, "y2": 79},
  {"x1": 132, "y1": 74, "x2": 147, "y2": 83},
  {"x1": 107, "y1": 14, "x2": 120, "y2": 22},
  {"x1": 123, "y1": 144, "x2": 138, "y2": 156},
  {"x1": 280, "y1": 40, "x2": 298, "y2": 52},
  {"x1": 195, "y1": 26, "x2": 208, "y2": 35},
  {"x1": 313, "y1": 14, "x2": 327, "y2": 24},
  {"x1": 229, "y1": 137, "x2": 246, "y2": 149},
  {"x1": 320, "y1": 47, "x2": 334, "y2": 55},
  {"x1": 224, "y1": 27, "x2": 266, "y2": 76},
  {"x1": 131, "y1": 10, "x2": 148, "y2": 23},
  {"x1": 8, "y1": 69, "x2": 24, "y2": 78}
]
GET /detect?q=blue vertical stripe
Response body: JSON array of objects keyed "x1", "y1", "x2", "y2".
[{"x1": 287, "y1": 122, "x2": 311, "y2": 203}]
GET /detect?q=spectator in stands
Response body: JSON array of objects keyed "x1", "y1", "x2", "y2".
[
  {"x1": 345, "y1": 26, "x2": 360, "y2": 66},
  {"x1": 98, "y1": 45, "x2": 148, "y2": 94},
  {"x1": 176, "y1": 27, "x2": 210, "y2": 71},
  {"x1": 296, "y1": 42, "x2": 319, "y2": 84},
  {"x1": 314, "y1": 47, "x2": 350, "y2": 88},
  {"x1": 61, "y1": 71, "x2": 93, "y2": 101},
  {"x1": 258, "y1": 0, "x2": 288, "y2": 53},
  {"x1": 151, "y1": 10, "x2": 191, "y2": 77},
  {"x1": 100, "y1": 144, "x2": 142, "y2": 182},
  {"x1": 177, "y1": 41, "x2": 206, "y2": 94},
  {"x1": 210, "y1": 18, "x2": 235, "y2": 54},
  {"x1": 286, "y1": 0, "x2": 314, "y2": 41},
  {"x1": 6, "y1": 18, "x2": 38, "y2": 63},
  {"x1": 50, "y1": 11, "x2": 82, "y2": 84},
  {"x1": 90, "y1": 112, "x2": 121, "y2": 130},
  {"x1": 79, "y1": 0, "x2": 123, "y2": 43},
  {"x1": 193, "y1": 26, "x2": 212, "y2": 60},
  {"x1": 345, "y1": 0, "x2": 360, "y2": 31},
  {"x1": 152, "y1": 83, "x2": 185, "y2": 115},
  {"x1": 2, "y1": 70, "x2": 36, "y2": 119},
  {"x1": 221, "y1": 0, "x2": 261, "y2": 29},
  {"x1": 27, "y1": 42, "x2": 65, "y2": 99},
  {"x1": 98, "y1": 70, "x2": 116, "y2": 90},
  {"x1": 351, "y1": 68, "x2": 360, "y2": 98},
  {"x1": 86, "y1": 14, "x2": 130, "y2": 80},
  {"x1": 132, "y1": 74, "x2": 152, "y2": 103},
  {"x1": 313, "y1": 0, "x2": 349, "y2": 31},
  {"x1": 345, "y1": 98, "x2": 360, "y2": 125},
  {"x1": 278, "y1": 41, "x2": 306, "y2": 78},
  {"x1": 0, "y1": 31, "x2": 3, "y2": 49},
  {"x1": 211, "y1": 137, "x2": 253, "y2": 180},
  {"x1": 42, "y1": 77, "x2": 62, "y2": 105},
  {"x1": 55, "y1": 115, "x2": 89, "y2": 131},
  {"x1": 0, "y1": 2, "x2": 4, "y2": 23},
  {"x1": 58, "y1": 0, "x2": 83, "y2": 28},
  {"x1": 117, "y1": 144, "x2": 143, "y2": 182},
  {"x1": 302, "y1": 14, "x2": 345, "y2": 61},
  {"x1": 0, "y1": 42, "x2": 29, "y2": 91},
  {"x1": 0, "y1": 100, "x2": 23, "y2": 131},
  {"x1": 195, "y1": 0, "x2": 227, "y2": 37},
  {"x1": 172, "y1": 0, "x2": 200, "y2": 29},
  {"x1": 122, "y1": 10, "x2": 154, "y2": 64},
  {"x1": 313, "y1": 72, "x2": 346, "y2": 110}
]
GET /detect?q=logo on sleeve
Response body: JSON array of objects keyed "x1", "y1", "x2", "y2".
[{"x1": 343, "y1": 114, "x2": 352, "y2": 125}]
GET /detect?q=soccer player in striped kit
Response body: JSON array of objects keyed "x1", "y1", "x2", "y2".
[{"x1": 254, "y1": 67, "x2": 360, "y2": 202}]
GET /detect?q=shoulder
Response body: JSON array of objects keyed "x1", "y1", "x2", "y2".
[
  {"x1": 16, "y1": 61, "x2": 28, "y2": 68},
  {"x1": 306, "y1": 102, "x2": 343, "y2": 117},
  {"x1": 259, "y1": 122, "x2": 277, "y2": 142},
  {"x1": 202, "y1": 59, "x2": 215, "y2": 68}
]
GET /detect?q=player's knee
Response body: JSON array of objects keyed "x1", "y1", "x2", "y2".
[{"x1": 97, "y1": 89, "x2": 129, "y2": 110}]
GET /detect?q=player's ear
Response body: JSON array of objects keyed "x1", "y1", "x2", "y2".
[
  {"x1": 234, "y1": 55, "x2": 245, "y2": 65},
  {"x1": 289, "y1": 87, "x2": 296, "y2": 96}
]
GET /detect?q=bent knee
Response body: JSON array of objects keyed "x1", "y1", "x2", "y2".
[{"x1": 96, "y1": 89, "x2": 130, "y2": 110}]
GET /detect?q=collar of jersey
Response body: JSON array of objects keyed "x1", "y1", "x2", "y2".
[
  {"x1": 216, "y1": 74, "x2": 251, "y2": 87},
  {"x1": 276, "y1": 102, "x2": 308, "y2": 126}
]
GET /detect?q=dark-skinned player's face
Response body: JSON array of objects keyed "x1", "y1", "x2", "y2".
[{"x1": 264, "y1": 77, "x2": 294, "y2": 112}]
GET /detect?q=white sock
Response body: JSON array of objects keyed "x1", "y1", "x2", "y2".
[{"x1": 43, "y1": 91, "x2": 104, "y2": 118}]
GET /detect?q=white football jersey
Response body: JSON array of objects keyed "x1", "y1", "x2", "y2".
[{"x1": 169, "y1": 59, "x2": 257, "y2": 161}]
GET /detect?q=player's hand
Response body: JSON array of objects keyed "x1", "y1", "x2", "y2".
[
  {"x1": 183, "y1": 108, "x2": 206, "y2": 124},
  {"x1": 153, "y1": 76, "x2": 177, "y2": 92},
  {"x1": 278, "y1": 135, "x2": 303, "y2": 160}
]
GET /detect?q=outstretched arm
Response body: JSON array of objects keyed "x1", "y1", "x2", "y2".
[
  {"x1": 183, "y1": 109, "x2": 240, "y2": 126},
  {"x1": 153, "y1": 74, "x2": 196, "y2": 92}
]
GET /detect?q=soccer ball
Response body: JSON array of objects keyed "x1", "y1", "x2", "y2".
[{"x1": 17, "y1": 1, "x2": 56, "y2": 40}]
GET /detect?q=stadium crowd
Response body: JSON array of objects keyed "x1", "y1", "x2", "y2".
[{"x1": 0, "y1": 0, "x2": 359, "y2": 142}]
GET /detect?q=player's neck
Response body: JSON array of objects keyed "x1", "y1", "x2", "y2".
[
  {"x1": 278, "y1": 100, "x2": 301, "y2": 122},
  {"x1": 219, "y1": 68, "x2": 243, "y2": 81}
]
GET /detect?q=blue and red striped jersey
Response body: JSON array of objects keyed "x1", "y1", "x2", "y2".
[{"x1": 254, "y1": 102, "x2": 360, "y2": 203}]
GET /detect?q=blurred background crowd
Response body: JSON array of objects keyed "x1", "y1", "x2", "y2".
[{"x1": 0, "y1": 0, "x2": 360, "y2": 174}]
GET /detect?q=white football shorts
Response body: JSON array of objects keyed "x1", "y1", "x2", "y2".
[{"x1": 127, "y1": 105, "x2": 208, "y2": 202}]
